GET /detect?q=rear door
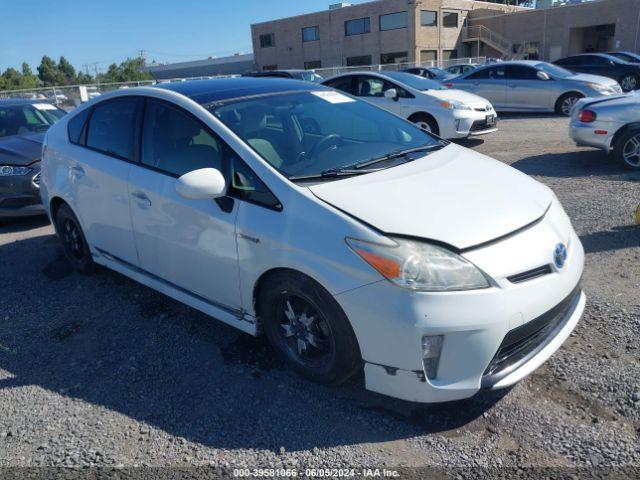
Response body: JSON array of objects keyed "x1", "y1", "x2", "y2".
[
  {"x1": 505, "y1": 65, "x2": 547, "y2": 110},
  {"x1": 70, "y1": 97, "x2": 141, "y2": 265},
  {"x1": 127, "y1": 98, "x2": 242, "y2": 311},
  {"x1": 460, "y1": 66, "x2": 507, "y2": 108}
]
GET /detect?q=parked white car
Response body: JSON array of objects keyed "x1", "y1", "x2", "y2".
[
  {"x1": 322, "y1": 71, "x2": 497, "y2": 139},
  {"x1": 41, "y1": 78, "x2": 585, "y2": 403}
]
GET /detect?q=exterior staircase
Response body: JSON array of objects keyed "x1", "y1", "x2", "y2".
[{"x1": 463, "y1": 25, "x2": 514, "y2": 59}]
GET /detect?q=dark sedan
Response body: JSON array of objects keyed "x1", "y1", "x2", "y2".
[
  {"x1": 553, "y1": 53, "x2": 639, "y2": 92},
  {"x1": 0, "y1": 99, "x2": 66, "y2": 218}
]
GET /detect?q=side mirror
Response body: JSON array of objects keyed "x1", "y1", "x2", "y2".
[
  {"x1": 537, "y1": 71, "x2": 551, "y2": 81},
  {"x1": 176, "y1": 168, "x2": 226, "y2": 200},
  {"x1": 384, "y1": 88, "x2": 399, "y2": 101}
]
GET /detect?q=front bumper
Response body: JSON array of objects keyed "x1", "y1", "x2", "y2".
[
  {"x1": 0, "y1": 168, "x2": 44, "y2": 218},
  {"x1": 451, "y1": 108, "x2": 498, "y2": 138},
  {"x1": 334, "y1": 203, "x2": 585, "y2": 403}
]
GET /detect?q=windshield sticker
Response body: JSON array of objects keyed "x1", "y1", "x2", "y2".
[
  {"x1": 311, "y1": 91, "x2": 355, "y2": 104},
  {"x1": 33, "y1": 103, "x2": 57, "y2": 111}
]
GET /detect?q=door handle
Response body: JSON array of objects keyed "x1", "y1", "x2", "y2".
[
  {"x1": 70, "y1": 165, "x2": 85, "y2": 179},
  {"x1": 131, "y1": 191, "x2": 152, "y2": 207}
]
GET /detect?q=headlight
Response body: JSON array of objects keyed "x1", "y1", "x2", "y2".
[
  {"x1": 438, "y1": 99, "x2": 471, "y2": 110},
  {"x1": 346, "y1": 237, "x2": 490, "y2": 291},
  {"x1": 588, "y1": 83, "x2": 615, "y2": 95},
  {"x1": 0, "y1": 165, "x2": 32, "y2": 176}
]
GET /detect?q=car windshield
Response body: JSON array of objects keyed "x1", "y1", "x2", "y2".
[
  {"x1": 296, "y1": 71, "x2": 323, "y2": 83},
  {"x1": 383, "y1": 72, "x2": 446, "y2": 91},
  {"x1": 430, "y1": 67, "x2": 449, "y2": 76},
  {"x1": 210, "y1": 90, "x2": 442, "y2": 180},
  {"x1": 0, "y1": 103, "x2": 66, "y2": 138},
  {"x1": 536, "y1": 62, "x2": 574, "y2": 79}
]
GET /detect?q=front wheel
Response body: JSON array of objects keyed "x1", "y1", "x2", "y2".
[
  {"x1": 556, "y1": 93, "x2": 583, "y2": 116},
  {"x1": 258, "y1": 272, "x2": 361, "y2": 385},
  {"x1": 613, "y1": 128, "x2": 640, "y2": 170},
  {"x1": 619, "y1": 74, "x2": 638, "y2": 92},
  {"x1": 409, "y1": 113, "x2": 439, "y2": 135}
]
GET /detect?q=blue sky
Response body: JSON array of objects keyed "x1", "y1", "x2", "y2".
[{"x1": 0, "y1": 0, "x2": 369, "y2": 73}]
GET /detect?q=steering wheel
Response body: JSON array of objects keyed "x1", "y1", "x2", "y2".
[{"x1": 296, "y1": 134, "x2": 344, "y2": 165}]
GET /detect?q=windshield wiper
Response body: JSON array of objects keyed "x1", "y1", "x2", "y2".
[
  {"x1": 354, "y1": 143, "x2": 444, "y2": 170},
  {"x1": 288, "y1": 167, "x2": 381, "y2": 181}
]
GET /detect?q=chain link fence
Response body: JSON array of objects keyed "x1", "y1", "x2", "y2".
[{"x1": 0, "y1": 57, "x2": 487, "y2": 110}]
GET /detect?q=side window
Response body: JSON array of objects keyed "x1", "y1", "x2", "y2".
[
  {"x1": 355, "y1": 77, "x2": 385, "y2": 97},
  {"x1": 324, "y1": 77, "x2": 354, "y2": 94},
  {"x1": 86, "y1": 98, "x2": 139, "y2": 160},
  {"x1": 506, "y1": 65, "x2": 539, "y2": 80},
  {"x1": 588, "y1": 56, "x2": 611, "y2": 66},
  {"x1": 228, "y1": 155, "x2": 282, "y2": 211},
  {"x1": 557, "y1": 57, "x2": 578, "y2": 67},
  {"x1": 67, "y1": 108, "x2": 91, "y2": 145},
  {"x1": 141, "y1": 100, "x2": 224, "y2": 177},
  {"x1": 467, "y1": 68, "x2": 491, "y2": 79}
]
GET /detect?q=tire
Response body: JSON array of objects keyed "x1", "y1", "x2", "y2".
[
  {"x1": 555, "y1": 93, "x2": 583, "y2": 116},
  {"x1": 258, "y1": 271, "x2": 361, "y2": 385},
  {"x1": 613, "y1": 127, "x2": 640, "y2": 170},
  {"x1": 409, "y1": 113, "x2": 439, "y2": 135},
  {"x1": 619, "y1": 73, "x2": 638, "y2": 93},
  {"x1": 54, "y1": 203, "x2": 95, "y2": 273}
]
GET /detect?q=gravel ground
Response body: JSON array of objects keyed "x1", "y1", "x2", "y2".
[{"x1": 0, "y1": 114, "x2": 638, "y2": 476}]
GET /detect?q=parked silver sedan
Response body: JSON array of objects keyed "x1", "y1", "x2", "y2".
[
  {"x1": 570, "y1": 92, "x2": 640, "y2": 170},
  {"x1": 447, "y1": 60, "x2": 622, "y2": 116}
]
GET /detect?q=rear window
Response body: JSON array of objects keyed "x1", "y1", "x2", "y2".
[
  {"x1": 67, "y1": 108, "x2": 91, "y2": 145},
  {"x1": 85, "y1": 98, "x2": 139, "y2": 160}
]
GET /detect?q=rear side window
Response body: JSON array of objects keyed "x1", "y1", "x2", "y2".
[
  {"x1": 141, "y1": 100, "x2": 225, "y2": 177},
  {"x1": 86, "y1": 98, "x2": 139, "y2": 160},
  {"x1": 324, "y1": 77, "x2": 354, "y2": 94},
  {"x1": 67, "y1": 108, "x2": 91, "y2": 145}
]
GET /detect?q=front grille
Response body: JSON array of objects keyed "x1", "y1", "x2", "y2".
[
  {"x1": 470, "y1": 119, "x2": 496, "y2": 132},
  {"x1": 473, "y1": 105, "x2": 490, "y2": 112},
  {"x1": 507, "y1": 264, "x2": 553, "y2": 284},
  {"x1": 32, "y1": 172, "x2": 41, "y2": 187},
  {"x1": 481, "y1": 284, "x2": 582, "y2": 387},
  {"x1": 0, "y1": 197, "x2": 39, "y2": 209}
]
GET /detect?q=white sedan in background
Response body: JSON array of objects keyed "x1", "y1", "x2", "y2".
[{"x1": 323, "y1": 71, "x2": 497, "y2": 139}]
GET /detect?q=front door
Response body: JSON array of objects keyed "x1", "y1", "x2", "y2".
[
  {"x1": 128, "y1": 99, "x2": 242, "y2": 311},
  {"x1": 353, "y1": 75, "x2": 409, "y2": 117},
  {"x1": 505, "y1": 65, "x2": 548, "y2": 110},
  {"x1": 462, "y1": 66, "x2": 507, "y2": 109}
]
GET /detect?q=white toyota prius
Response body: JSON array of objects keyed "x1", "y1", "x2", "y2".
[{"x1": 41, "y1": 78, "x2": 585, "y2": 403}]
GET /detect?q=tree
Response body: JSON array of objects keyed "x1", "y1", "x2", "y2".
[
  {"x1": 37, "y1": 56, "x2": 60, "y2": 86},
  {"x1": 58, "y1": 56, "x2": 76, "y2": 84},
  {"x1": 20, "y1": 63, "x2": 40, "y2": 89}
]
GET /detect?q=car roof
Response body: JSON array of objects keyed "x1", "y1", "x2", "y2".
[
  {"x1": 0, "y1": 98, "x2": 54, "y2": 106},
  {"x1": 565, "y1": 52, "x2": 622, "y2": 61},
  {"x1": 156, "y1": 77, "x2": 327, "y2": 105}
]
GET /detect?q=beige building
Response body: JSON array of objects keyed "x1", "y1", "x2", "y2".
[
  {"x1": 250, "y1": 0, "x2": 522, "y2": 70},
  {"x1": 468, "y1": 0, "x2": 640, "y2": 61}
]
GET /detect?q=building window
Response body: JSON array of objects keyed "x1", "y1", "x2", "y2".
[
  {"x1": 442, "y1": 49, "x2": 458, "y2": 60},
  {"x1": 420, "y1": 50, "x2": 437, "y2": 63},
  {"x1": 442, "y1": 12, "x2": 458, "y2": 28},
  {"x1": 304, "y1": 60, "x2": 322, "y2": 70},
  {"x1": 379, "y1": 12, "x2": 407, "y2": 31},
  {"x1": 380, "y1": 51, "x2": 408, "y2": 65},
  {"x1": 346, "y1": 55, "x2": 372, "y2": 66},
  {"x1": 421, "y1": 10, "x2": 437, "y2": 27},
  {"x1": 345, "y1": 17, "x2": 370, "y2": 36},
  {"x1": 262, "y1": 65, "x2": 277, "y2": 71},
  {"x1": 302, "y1": 26, "x2": 319, "y2": 42},
  {"x1": 523, "y1": 42, "x2": 540, "y2": 60},
  {"x1": 260, "y1": 33, "x2": 275, "y2": 48}
]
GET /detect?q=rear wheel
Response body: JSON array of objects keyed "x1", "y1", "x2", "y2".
[
  {"x1": 555, "y1": 93, "x2": 583, "y2": 116},
  {"x1": 54, "y1": 203, "x2": 95, "y2": 273},
  {"x1": 409, "y1": 113, "x2": 439, "y2": 135},
  {"x1": 613, "y1": 127, "x2": 640, "y2": 170},
  {"x1": 258, "y1": 271, "x2": 361, "y2": 385},
  {"x1": 619, "y1": 74, "x2": 638, "y2": 92}
]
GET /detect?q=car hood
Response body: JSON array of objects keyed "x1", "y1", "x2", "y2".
[
  {"x1": 425, "y1": 88, "x2": 493, "y2": 108},
  {"x1": 0, "y1": 132, "x2": 44, "y2": 166},
  {"x1": 309, "y1": 144, "x2": 552, "y2": 250},
  {"x1": 569, "y1": 73, "x2": 619, "y2": 87},
  {"x1": 578, "y1": 90, "x2": 639, "y2": 109}
]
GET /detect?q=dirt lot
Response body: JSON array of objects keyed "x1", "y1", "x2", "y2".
[{"x1": 0, "y1": 114, "x2": 638, "y2": 474}]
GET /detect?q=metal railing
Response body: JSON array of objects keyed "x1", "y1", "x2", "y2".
[{"x1": 463, "y1": 25, "x2": 511, "y2": 54}]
